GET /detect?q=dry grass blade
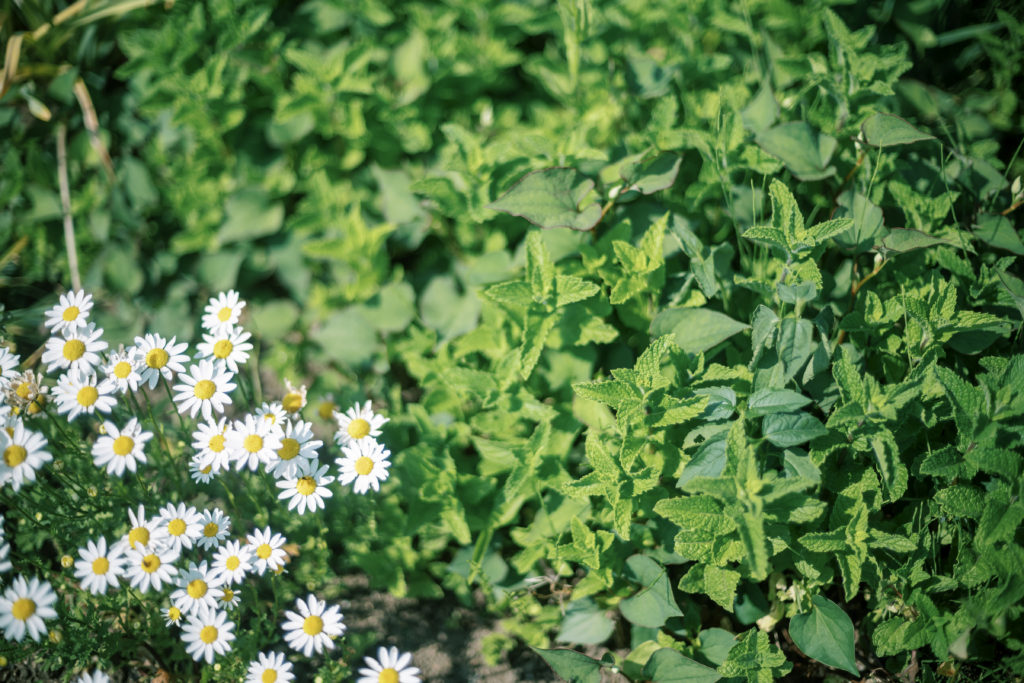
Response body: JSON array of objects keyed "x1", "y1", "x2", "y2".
[
  {"x1": 1, "y1": 32, "x2": 23, "y2": 99},
  {"x1": 73, "y1": 77, "x2": 116, "y2": 181}
]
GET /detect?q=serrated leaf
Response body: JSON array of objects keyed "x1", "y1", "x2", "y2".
[
  {"x1": 643, "y1": 648, "x2": 721, "y2": 683},
  {"x1": 655, "y1": 496, "x2": 736, "y2": 535},
  {"x1": 755, "y1": 122, "x2": 837, "y2": 181},
  {"x1": 789, "y1": 595, "x2": 858, "y2": 676},
  {"x1": 526, "y1": 231, "x2": 555, "y2": 303},
  {"x1": 762, "y1": 411, "x2": 827, "y2": 447},
  {"x1": 746, "y1": 389, "x2": 812, "y2": 417},
  {"x1": 534, "y1": 648, "x2": 603, "y2": 683},
  {"x1": 520, "y1": 312, "x2": 557, "y2": 379},
  {"x1": 800, "y1": 218, "x2": 854, "y2": 248},
  {"x1": 483, "y1": 281, "x2": 534, "y2": 307},
  {"x1": 717, "y1": 629, "x2": 790, "y2": 681},
  {"x1": 651, "y1": 308, "x2": 749, "y2": 354},
  {"x1": 741, "y1": 224, "x2": 789, "y2": 252},
  {"x1": 861, "y1": 112, "x2": 935, "y2": 147},
  {"x1": 554, "y1": 275, "x2": 599, "y2": 307},
  {"x1": 619, "y1": 555, "x2": 684, "y2": 628},
  {"x1": 935, "y1": 486, "x2": 984, "y2": 519},
  {"x1": 489, "y1": 167, "x2": 602, "y2": 231},
  {"x1": 704, "y1": 565, "x2": 741, "y2": 612},
  {"x1": 798, "y1": 529, "x2": 846, "y2": 553},
  {"x1": 572, "y1": 379, "x2": 641, "y2": 410},
  {"x1": 635, "y1": 335, "x2": 674, "y2": 388}
]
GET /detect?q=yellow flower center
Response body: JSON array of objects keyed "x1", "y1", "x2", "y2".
[
  {"x1": 217, "y1": 306, "x2": 232, "y2": 322},
  {"x1": 226, "y1": 556, "x2": 240, "y2": 571},
  {"x1": 256, "y1": 543, "x2": 272, "y2": 560},
  {"x1": 203, "y1": 522, "x2": 220, "y2": 538},
  {"x1": 278, "y1": 438, "x2": 300, "y2": 461},
  {"x1": 193, "y1": 379, "x2": 216, "y2": 400},
  {"x1": 61, "y1": 555, "x2": 74, "y2": 568},
  {"x1": 11, "y1": 598, "x2": 35, "y2": 621},
  {"x1": 296, "y1": 477, "x2": 317, "y2": 496},
  {"x1": 142, "y1": 554, "x2": 160, "y2": 573},
  {"x1": 3, "y1": 445, "x2": 27, "y2": 467},
  {"x1": 302, "y1": 615, "x2": 323, "y2": 636},
  {"x1": 379, "y1": 669, "x2": 400, "y2": 683},
  {"x1": 112, "y1": 436, "x2": 134, "y2": 456},
  {"x1": 77, "y1": 386, "x2": 98, "y2": 407},
  {"x1": 220, "y1": 588, "x2": 235, "y2": 603},
  {"x1": 212, "y1": 339, "x2": 233, "y2": 359},
  {"x1": 187, "y1": 579, "x2": 208, "y2": 599},
  {"x1": 113, "y1": 361, "x2": 132, "y2": 379},
  {"x1": 262, "y1": 670, "x2": 278, "y2": 683},
  {"x1": 128, "y1": 526, "x2": 150, "y2": 548},
  {"x1": 62, "y1": 306, "x2": 80, "y2": 321},
  {"x1": 63, "y1": 339, "x2": 86, "y2": 361},
  {"x1": 92, "y1": 557, "x2": 110, "y2": 575},
  {"x1": 209, "y1": 434, "x2": 226, "y2": 452},
  {"x1": 318, "y1": 401, "x2": 336, "y2": 420},
  {"x1": 243, "y1": 434, "x2": 263, "y2": 453},
  {"x1": 355, "y1": 456, "x2": 374, "y2": 476},
  {"x1": 168, "y1": 606, "x2": 181, "y2": 622},
  {"x1": 347, "y1": 418, "x2": 371, "y2": 440},
  {"x1": 201, "y1": 465, "x2": 212, "y2": 474},
  {"x1": 15, "y1": 382, "x2": 32, "y2": 399},
  {"x1": 200, "y1": 624, "x2": 218, "y2": 644},
  {"x1": 282, "y1": 392, "x2": 303, "y2": 413},
  {"x1": 27, "y1": 398, "x2": 44, "y2": 414},
  {"x1": 167, "y1": 519, "x2": 186, "y2": 537},
  {"x1": 145, "y1": 348, "x2": 169, "y2": 369}
]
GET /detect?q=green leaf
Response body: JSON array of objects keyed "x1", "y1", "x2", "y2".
[
  {"x1": 526, "y1": 231, "x2": 556, "y2": 303},
  {"x1": 678, "y1": 433, "x2": 727, "y2": 488},
  {"x1": 520, "y1": 311, "x2": 557, "y2": 379},
  {"x1": 762, "y1": 411, "x2": 828, "y2": 447},
  {"x1": 746, "y1": 389, "x2": 812, "y2": 417},
  {"x1": 717, "y1": 629, "x2": 790, "y2": 681},
  {"x1": 621, "y1": 153, "x2": 682, "y2": 195},
  {"x1": 619, "y1": 555, "x2": 684, "y2": 628},
  {"x1": 484, "y1": 281, "x2": 534, "y2": 307},
  {"x1": 489, "y1": 167, "x2": 602, "y2": 231},
  {"x1": 573, "y1": 379, "x2": 641, "y2": 410},
  {"x1": 755, "y1": 122, "x2": 837, "y2": 181},
  {"x1": 651, "y1": 308, "x2": 749, "y2": 354},
  {"x1": 861, "y1": 112, "x2": 935, "y2": 147},
  {"x1": 556, "y1": 599, "x2": 616, "y2": 645},
  {"x1": 643, "y1": 648, "x2": 721, "y2": 683},
  {"x1": 703, "y1": 565, "x2": 741, "y2": 612},
  {"x1": 554, "y1": 275, "x2": 600, "y2": 307},
  {"x1": 934, "y1": 486, "x2": 984, "y2": 519},
  {"x1": 534, "y1": 648, "x2": 603, "y2": 683},
  {"x1": 878, "y1": 228, "x2": 953, "y2": 253},
  {"x1": 788, "y1": 595, "x2": 859, "y2": 676},
  {"x1": 742, "y1": 84, "x2": 778, "y2": 134},
  {"x1": 974, "y1": 213, "x2": 1024, "y2": 255},
  {"x1": 311, "y1": 307, "x2": 379, "y2": 367},
  {"x1": 218, "y1": 187, "x2": 284, "y2": 244}
]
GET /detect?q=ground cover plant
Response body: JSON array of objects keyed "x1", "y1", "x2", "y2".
[{"x1": 2, "y1": 0, "x2": 1024, "y2": 680}]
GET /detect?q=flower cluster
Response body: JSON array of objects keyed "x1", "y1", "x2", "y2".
[{"x1": 0, "y1": 289, "x2": 417, "y2": 680}]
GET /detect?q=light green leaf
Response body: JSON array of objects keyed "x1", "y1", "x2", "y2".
[
  {"x1": 643, "y1": 648, "x2": 721, "y2": 683},
  {"x1": 878, "y1": 228, "x2": 954, "y2": 253},
  {"x1": 556, "y1": 599, "x2": 616, "y2": 645},
  {"x1": 619, "y1": 555, "x2": 684, "y2": 628},
  {"x1": 526, "y1": 231, "x2": 555, "y2": 303},
  {"x1": 703, "y1": 565, "x2": 741, "y2": 612},
  {"x1": 554, "y1": 275, "x2": 599, "y2": 307},
  {"x1": 762, "y1": 411, "x2": 828, "y2": 447},
  {"x1": 483, "y1": 281, "x2": 534, "y2": 307},
  {"x1": 651, "y1": 308, "x2": 749, "y2": 354},
  {"x1": 572, "y1": 379, "x2": 641, "y2": 410},
  {"x1": 789, "y1": 595, "x2": 859, "y2": 676},
  {"x1": 489, "y1": 167, "x2": 602, "y2": 231},
  {"x1": 218, "y1": 187, "x2": 284, "y2": 244},
  {"x1": 755, "y1": 122, "x2": 837, "y2": 181},
  {"x1": 861, "y1": 112, "x2": 935, "y2": 147},
  {"x1": 746, "y1": 389, "x2": 812, "y2": 417},
  {"x1": 742, "y1": 84, "x2": 778, "y2": 134},
  {"x1": 534, "y1": 648, "x2": 603, "y2": 683},
  {"x1": 678, "y1": 433, "x2": 727, "y2": 488},
  {"x1": 621, "y1": 153, "x2": 682, "y2": 195}
]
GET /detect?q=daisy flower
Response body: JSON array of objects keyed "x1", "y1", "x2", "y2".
[
  {"x1": 245, "y1": 651, "x2": 295, "y2": 683},
  {"x1": 245, "y1": 527, "x2": 287, "y2": 576},
  {"x1": 73, "y1": 670, "x2": 110, "y2": 683},
  {"x1": 334, "y1": 400, "x2": 389, "y2": 447},
  {"x1": 202, "y1": 290, "x2": 245, "y2": 334},
  {"x1": 281, "y1": 379, "x2": 307, "y2": 415},
  {"x1": 135, "y1": 333, "x2": 189, "y2": 390},
  {"x1": 357, "y1": 646, "x2": 422, "y2": 683},
  {"x1": 124, "y1": 543, "x2": 179, "y2": 593},
  {"x1": 0, "y1": 347, "x2": 20, "y2": 390},
  {"x1": 337, "y1": 439, "x2": 392, "y2": 495},
  {"x1": 100, "y1": 346, "x2": 143, "y2": 394},
  {"x1": 115, "y1": 505, "x2": 166, "y2": 555},
  {"x1": 0, "y1": 420, "x2": 52, "y2": 492},
  {"x1": 74, "y1": 537, "x2": 125, "y2": 595},
  {"x1": 92, "y1": 418, "x2": 153, "y2": 477},
  {"x1": 276, "y1": 459, "x2": 335, "y2": 515},
  {"x1": 197, "y1": 508, "x2": 231, "y2": 551},
  {"x1": 213, "y1": 584, "x2": 241, "y2": 610},
  {"x1": 43, "y1": 290, "x2": 93, "y2": 334},
  {"x1": 41, "y1": 324, "x2": 108, "y2": 375},
  {"x1": 163, "y1": 604, "x2": 184, "y2": 627},
  {"x1": 156, "y1": 502, "x2": 203, "y2": 554},
  {"x1": 190, "y1": 455, "x2": 216, "y2": 484},
  {"x1": 255, "y1": 401, "x2": 286, "y2": 429},
  {"x1": 3, "y1": 369, "x2": 45, "y2": 413},
  {"x1": 53, "y1": 369, "x2": 116, "y2": 421},
  {"x1": 0, "y1": 575, "x2": 58, "y2": 642},
  {"x1": 195, "y1": 326, "x2": 253, "y2": 374},
  {"x1": 282, "y1": 594, "x2": 346, "y2": 657},
  {"x1": 173, "y1": 359, "x2": 235, "y2": 421},
  {"x1": 228, "y1": 414, "x2": 283, "y2": 472},
  {"x1": 181, "y1": 605, "x2": 235, "y2": 664},
  {"x1": 266, "y1": 419, "x2": 321, "y2": 479},
  {"x1": 316, "y1": 394, "x2": 337, "y2": 421},
  {"x1": 170, "y1": 561, "x2": 223, "y2": 616},
  {"x1": 209, "y1": 540, "x2": 252, "y2": 585},
  {"x1": 192, "y1": 417, "x2": 231, "y2": 472}
]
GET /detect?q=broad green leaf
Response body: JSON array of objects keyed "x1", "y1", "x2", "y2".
[
  {"x1": 311, "y1": 307, "x2": 379, "y2": 367},
  {"x1": 746, "y1": 389, "x2": 812, "y2": 417},
  {"x1": 678, "y1": 433, "x2": 728, "y2": 488},
  {"x1": 834, "y1": 191, "x2": 886, "y2": 253},
  {"x1": 619, "y1": 555, "x2": 684, "y2": 628},
  {"x1": 789, "y1": 595, "x2": 859, "y2": 676},
  {"x1": 218, "y1": 187, "x2": 284, "y2": 244},
  {"x1": 861, "y1": 112, "x2": 935, "y2": 147},
  {"x1": 703, "y1": 565, "x2": 741, "y2": 612},
  {"x1": 572, "y1": 379, "x2": 641, "y2": 410},
  {"x1": 934, "y1": 486, "x2": 984, "y2": 519},
  {"x1": 878, "y1": 228, "x2": 953, "y2": 253},
  {"x1": 488, "y1": 167, "x2": 602, "y2": 231},
  {"x1": 762, "y1": 411, "x2": 827, "y2": 447},
  {"x1": 755, "y1": 122, "x2": 837, "y2": 181},
  {"x1": 643, "y1": 648, "x2": 721, "y2": 683},
  {"x1": 800, "y1": 218, "x2": 854, "y2": 249},
  {"x1": 554, "y1": 275, "x2": 600, "y2": 307},
  {"x1": 556, "y1": 599, "x2": 616, "y2": 645},
  {"x1": 534, "y1": 648, "x2": 603, "y2": 683},
  {"x1": 635, "y1": 335, "x2": 674, "y2": 388},
  {"x1": 717, "y1": 629, "x2": 791, "y2": 681},
  {"x1": 974, "y1": 213, "x2": 1024, "y2": 255},
  {"x1": 484, "y1": 281, "x2": 534, "y2": 307},
  {"x1": 651, "y1": 308, "x2": 749, "y2": 354},
  {"x1": 778, "y1": 318, "x2": 813, "y2": 380},
  {"x1": 741, "y1": 225, "x2": 789, "y2": 252},
  {"x1": 700, "y1": 628, "x2": 739, "y2": 665},
  {"x1": 250, "y1": 299, "x2": 300, "y2": 342},
  {"x1": 621, "y1": 153, "x2": 683, "y2": 195},
  {"x1": 742, "y1": 84, "x2": 778, "y2": 134}
]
